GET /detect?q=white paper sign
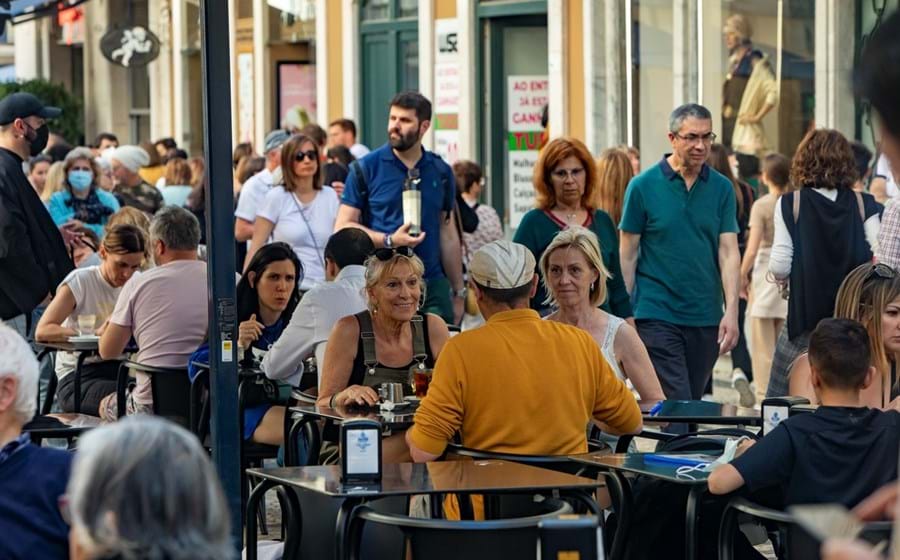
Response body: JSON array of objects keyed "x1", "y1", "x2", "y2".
[
  {"x1": 506, "y1": 75, "x2": 549, "y2": 132},
  {"x1": 345, "y1": 428, "x2": 379, "y2": 475},
  {"x1": 506, "y1": 75, "x2": 548, "y2": 229},
  {"x1": 508, "y1": 150, "x2": 540, "y2": 229}
]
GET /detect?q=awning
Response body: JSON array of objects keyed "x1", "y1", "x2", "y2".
[{"x1": 0, "y1": 0, "x2": 89, "y2": 24}]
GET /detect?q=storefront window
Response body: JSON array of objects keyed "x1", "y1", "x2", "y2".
[
  {"x1": 267, "y1": 1, "x2": 317, "y2": 128},
  {"x1": 630, "y1": 0, "x2": 675, "y2": 163},
  {"x1": 701, "y1": 0, "x2": 815, "y2": 167},
  {"x1": 398, "y1": 0, "x2": 417, "y2": 18},
  {"x1": 268, "y1": 0, "x2": 315, "y2": 43},
  {"x1": 362, "y1": 0, "x2": 390, "y2": 21}
]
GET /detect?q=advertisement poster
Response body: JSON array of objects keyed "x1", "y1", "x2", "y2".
[
  {"x1": 433, "y1": 19, "x2": 459, "y2": 164},
  {"x1": 507, "y1": 75, "x2": 548, "y2": 228},
  {"x1": 278, "y1": 62, "x2": 316, "y2": 130},
  {"x1": 237, "y1": 53, "x2": 254, "y2": 144}
]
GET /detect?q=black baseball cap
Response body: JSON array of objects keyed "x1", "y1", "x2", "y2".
[{"x1": 0, "y1": 92, "x2": 62, "y2": 125}]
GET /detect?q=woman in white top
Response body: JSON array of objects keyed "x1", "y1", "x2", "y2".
[
  {"x1": 246, "y1": 134, "x2": 339, "y2": 291},
  {"x1": 540, "y1": 226, "x2": 665, "y2": 404},
  {"x1": 35, "y1": 224, "x2": 146, "y2": 416}
]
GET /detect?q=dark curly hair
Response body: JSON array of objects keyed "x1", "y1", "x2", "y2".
[{"x1": 790, "y1": 129, "x2": 857, "y2": 190}]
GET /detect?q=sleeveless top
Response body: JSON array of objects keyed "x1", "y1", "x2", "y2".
[
  {"x1": 349, "y1": 311, "x2": 436, "y2": 395},
  {"x1": 600, "y1": 315, "x2": 626, "y2": 381}
]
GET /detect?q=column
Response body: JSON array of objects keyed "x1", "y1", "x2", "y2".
[
  {"x1": 341, "y1": 0, "x2": 359, "y2": 122},
  {"x1": 418, "y1": 0, "x2": 435, "y2": 149},
  {"x1": 584, "y1": 0, "x2": 628, "y2": 154},
  {"x1": 815, "y1": 0, "x2": 856, "y2": 134},
  {"x1": 315, "y1": 0, "x2": 329, "y2": 125},
  {"x1": 148, "y1": 0, "x2": 174, "y2": 142},
  {"x1": 252, "y1": 0, "x2": 269, "y2": 148},
  {"x1": 456, "y1": 0, "x2": 475, "y2": 160},
  {"x1": 547, "y1": 0, "x2": 567, "y2": 138},
  {"x1": 672, "y1": 0, "x2": 699, "y2": 106},
  {"x1": 82, "y1": 0, "x2": 131, "y2": 141}
]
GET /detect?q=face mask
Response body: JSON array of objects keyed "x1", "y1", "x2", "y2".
[
  {"x1": 24, "y1": 123, "x2": 49, "y2": 157},
  {"x1": 68, "y1": 170, "x2": 93, "y2": 192},
  {"x1": 675, "y1": 436, "x2": 751, "y2": 480}
]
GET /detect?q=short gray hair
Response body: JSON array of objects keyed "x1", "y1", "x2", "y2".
[
  {"x1": 150, "y1": 205, "x2": 201, "y2": 251},
  {"x1": 669, "y1": 103, "x2": 712, "y2": 133},
  {"x1": 0, "y1": 322, "x2": 38, "y2": 423},
  {"x1": 66, "y1": 416, "x2": 233, "y2": 560}
]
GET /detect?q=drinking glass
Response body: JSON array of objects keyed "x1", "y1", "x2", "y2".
[
  {"x1": 77, "y1": 314, "x2": 96, "y2": 336},
  {"x1": 412, "y1": 368, "x2": 433, "y2": 398}
]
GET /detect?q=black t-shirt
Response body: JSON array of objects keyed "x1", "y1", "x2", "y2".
[{"x1": 732, "y1": 406, "x2": 900, "y2": 507}]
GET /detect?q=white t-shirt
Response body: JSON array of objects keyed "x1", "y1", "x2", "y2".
[
  {"x1": 55, "y1": 266, "x2": 124, "y2": 379},
  {"x1": 256, "y1": 186, "x2": 340, "y2": 290},
  {"x1": 350, "y1": 143, "x2": 370, "y2": 159},
  {"x1": 876, "y1": 155, "x2": 899, "y2": 199},
  {"x1": 234, "y1": 167, "x2": 275, "y2": 222}
]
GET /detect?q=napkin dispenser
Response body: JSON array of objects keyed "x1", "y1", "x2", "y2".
[
  {"x1": 761, "y1": 396, "x2": 810, "y2": 435},
  {"x1": 340, "y1": 418, "x2": 382, "y2": 483}
]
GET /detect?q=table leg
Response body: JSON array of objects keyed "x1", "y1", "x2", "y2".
[
  {"x1": 246, "y1": 479, "x2": 276, "y2": 560},
  {"x1": 685, "y1": 485, "x2": 703, "y2": 560},
  {"x1": 73, "y1": 351, "x2": 89, "y2": 414},
  {"x1": 335, "y1": 497, "x2": 362, "y2": 560}
]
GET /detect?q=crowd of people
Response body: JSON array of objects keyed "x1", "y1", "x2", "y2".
[{"x1": 2, "y1": 8, "x2": 900, "y2": 560}]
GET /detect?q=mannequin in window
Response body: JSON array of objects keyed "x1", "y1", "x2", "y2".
[{"x1": 722, "y1": 14, "x2": 778, "y2": 175}]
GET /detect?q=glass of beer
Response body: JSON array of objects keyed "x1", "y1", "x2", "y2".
[
  {"x1": 77, "y1": 314, "x2": 97, "y2": 336},
  {"x1": 412, "y1": 368, "x2": 433, "y2": 398}
]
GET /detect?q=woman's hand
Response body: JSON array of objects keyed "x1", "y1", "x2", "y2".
[
  {"x1": 740, "y1": 274, "x2": 750, "y2": 300},
  {"x1": 334, "y1": 384, "x2": 379, "y2": 407},
  {"x1": 237, "y1": 314, "x2": 264, "y2": 350}
]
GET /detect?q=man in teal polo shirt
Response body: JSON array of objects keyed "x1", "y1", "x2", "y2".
[
  {"x1": 619, "y1": 103, "x2": 740, "y2": 401},
  {"x1": 335, "y1": 91, "x2": 464, "y2": 324}
]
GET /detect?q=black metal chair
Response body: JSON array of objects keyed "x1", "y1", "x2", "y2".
[
  {"x1": 115, "y1": 361, "x2": 192, "y2": 429},
  {"x1": 719, "y1": 497, "x2": 893, "y2": 560},
  {"x1": 346, "y1": 497, "x2": 574, "y2": 560}
]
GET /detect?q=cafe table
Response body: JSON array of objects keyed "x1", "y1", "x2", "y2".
[
  {"x1": 641, "y1": 399, "x2": 762, "y2": 427},
  {"x1": 569, "y1": 451, "x2": 714, "y2": 560},
  {"x1": 245, "y1": 460, "x2": 604, "y2": 560},
  {"x1": 286, "y1": 402, "x2": 420, "y2": 466}
]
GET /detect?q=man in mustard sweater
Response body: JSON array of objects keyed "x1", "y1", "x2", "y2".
[{"x1": 406, "y1": 240, "x2": 642, "y2": 461}]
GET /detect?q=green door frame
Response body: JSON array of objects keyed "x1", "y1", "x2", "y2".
[
  {"x1": 475, "y1": 2, "x2": 547, "y2": 225},
  {"x1": 359, "y1": 1, "x2": 418, "y2": 149}
]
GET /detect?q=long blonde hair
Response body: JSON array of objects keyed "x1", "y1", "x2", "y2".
[
  {"x1": 834, "y1": 263, "x2": 900, "y2": 390},
  {"x1": 595, "y1": 148, "x2": 634, "y2": 226},
  {"x1": 41, "y1": 161, "x2": 67, "y2": 203}
]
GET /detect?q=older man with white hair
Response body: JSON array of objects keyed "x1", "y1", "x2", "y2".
[
  {"x1": 0, "y1": 322, "x2": 72, "y2": 559},
  {"x1": 109, "y1": 144, "x2": 162, "y2": 214}
]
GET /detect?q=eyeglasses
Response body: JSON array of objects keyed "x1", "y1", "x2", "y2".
[
  {"x1": 867, "y1": 263, "x2": 897, "y2": 280},
  {"x1": 550, "y1": 168, "x2": 585, "y2": 181},
  {"x1": 673, "y1": 132, "x2": 718, "y2": 144},
  {"x1": 294, "y1": 150, "x2": 318, "y2": 162},
  {"x1": 374, "y1": 246, "x2": 416, "y2": 261}
]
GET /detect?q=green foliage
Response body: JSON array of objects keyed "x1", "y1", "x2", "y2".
[{"x1": 0, "y1": 79, "x2": 83, "y2": 143}]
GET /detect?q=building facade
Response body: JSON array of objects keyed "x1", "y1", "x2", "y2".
[{"x1": 9, "y1": 0, "x2": 897, "y2": 231}]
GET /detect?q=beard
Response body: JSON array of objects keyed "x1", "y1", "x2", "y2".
[{"x1": 389, "y1": 127, "x2": 421, "y2": 151}]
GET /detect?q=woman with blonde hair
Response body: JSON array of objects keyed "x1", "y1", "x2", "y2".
[
  {"x1": 788, "y1": 263, "x2": 900, "y2": 408},
  {"x1": 318, "y1": 247, "x2": 449, "y2": 460},
  {"x1": 595, "y1": 148, "x2": 634, "y2": 227},
  {"x1": 513, "y1": 137, "x2": 632, "y2": 319},
  {"x1": 542, "y1": 226, "x2": 664, "y2": 403},
  {"x1": 40, "y1": 160, "x2": 66, "y2": 203},
  {"x1": 159, "y1": 158, "x2": 193, "y2": 207}
]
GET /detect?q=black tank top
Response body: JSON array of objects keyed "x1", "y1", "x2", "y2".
[{"x1": 348, "y1": 311, "x2": 437, "y2": 388}]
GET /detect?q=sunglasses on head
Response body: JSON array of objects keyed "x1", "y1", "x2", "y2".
[
  {"x1": 374, "y1": 246, "x2": 415, "y2": 261},
  {"x1": 867, "y1": 263, "x2": 897, "y2": 280},
  {"x1": 294, "y1": 150, "x2": 318, "y2": 162}
]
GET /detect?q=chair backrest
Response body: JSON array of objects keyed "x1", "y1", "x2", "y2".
[
  {"x1": 656, "y1": 427, "x2": 760, "y2": 454},
  {"x1": 149, "y1": 367, "x2": 192, "y2": 429},
  {"x1": 349, "y1": 498, "x2": 573, "y2": 560},
  {"x1": 444, "y1": 443, "x2": 590, "y2": 476}
]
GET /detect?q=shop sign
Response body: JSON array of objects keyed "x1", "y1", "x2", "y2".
[
  {"x1": 506, "y1": 75, "x2": 548, "y2": 228},
  {"x1": 100, "y1": 25, "x2": 160, "y2": 68},
  {"x1": 433, "y1": 19, "x2": 460, "y2": 164}
]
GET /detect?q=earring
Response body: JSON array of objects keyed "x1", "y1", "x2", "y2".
[
  {"x1": 590, "y1": 282, "x2": 596, "y2": 291},
  {"x1": 372, "y1": 302, "x2": 378, "y2": 315}
]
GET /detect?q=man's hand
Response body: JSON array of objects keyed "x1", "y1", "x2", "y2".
[
  {"x1": 718, "y1": 309, "x2": 739, "y2": 355},
  {"x1": 853, "y1": 483, "x2": 898, "y2": 521},
  {"x1": 821, "y1": 539, "x2": 881, "y2": 560},
  {"x1": 59, "y1": 222, "x2": 85, "y2": 249},
  {"x1": 331, "y1": 181, "x2": 345, "y2": 199},
  {"x1": 391, "y1": 223, "x2": 426, "y2": 247},
  {"x1": 734, "y1": 438, "x2": 755, "y2": 458}
]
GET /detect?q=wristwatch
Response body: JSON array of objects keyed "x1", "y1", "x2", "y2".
[
  {"x1": 384, "y1": 233, "x2": 393, "y2": 248},
  {"x1": 454, "y1": 287, "x2": 467, "y2": 299}
]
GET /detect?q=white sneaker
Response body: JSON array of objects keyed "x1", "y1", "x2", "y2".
[
  {"x1": 732, "y1": 369, "x2": 756, "y2": 408},
  {"x1": 701, "y1": 393, "x2": 716, "y2": 402}
]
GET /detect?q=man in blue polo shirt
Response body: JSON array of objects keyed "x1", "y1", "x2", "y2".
[
  {"x1": 335, "y1": 91, "x2": 464, "y2": 324},
  {"x1": 619, "y1": 103, "x2": 741, "y2": 401}
]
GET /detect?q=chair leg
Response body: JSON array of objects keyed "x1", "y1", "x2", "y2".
[{"x1": 718, "y1": 500, "x2": 739, "y2": 560}]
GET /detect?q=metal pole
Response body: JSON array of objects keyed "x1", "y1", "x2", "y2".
[{"x1": 199, "y1": 0, "x2": 242, "y2": 549}]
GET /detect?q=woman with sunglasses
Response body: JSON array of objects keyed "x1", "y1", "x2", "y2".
[
  {"x1": 35, "y1": 224, "x2": 146, "y2": 416},
  {"x1": 46, "y1": 147, "x2": 120, "y2": 238},
  {"x1": 318, "y1": 247, "x2": 450, "y2": 460},
  {"x1": 513, "y1": 137, "x2": 632, "y2": 321},
  {"x1": 788, "y1": 263, "x2": 900, "y2": 409},
  {"x1": 245, "y1": 134, "x2": 339, "y2": 291}
]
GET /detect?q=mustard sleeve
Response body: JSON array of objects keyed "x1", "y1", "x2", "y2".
[
  {"x1": 590, "y1": 344, "x2": 642, "y2": 433},
  {"x1": 408, "y1": 342, "x2": 466, "y2": 456}
]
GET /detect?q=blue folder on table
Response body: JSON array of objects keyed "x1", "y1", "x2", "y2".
[{"x1": 643, "y1": 453, "x2": 718, "y2": 467}]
